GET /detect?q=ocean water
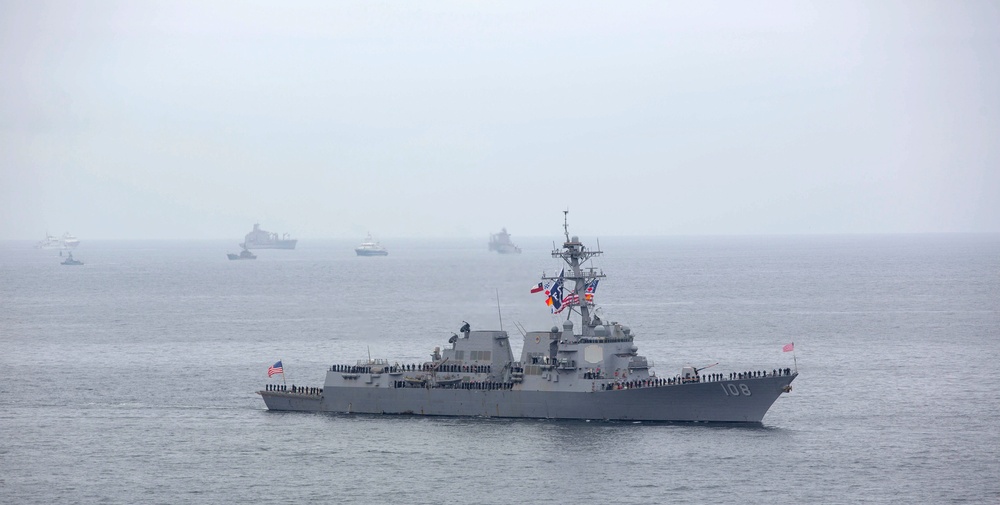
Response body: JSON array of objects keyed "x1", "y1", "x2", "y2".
[{"x1": 1, "y1": 234, "x2": 998, "y2": 504}]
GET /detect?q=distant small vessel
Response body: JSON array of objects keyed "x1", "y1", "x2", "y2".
[
  {"x1": 355, "y1": 233, "x2": 388, "y2": 256},
  {"x1": 227, "y1": 248, "x2": 257, "y2": 260},
  {"x1": 243, "y1": 223, "x2": 297, "y2": 250},
  {"x1": 37, "y1": 232, "x2": 79, "y2": 250},
  {"x1": 61, "y1": 233, "x2": 79, "y2": 249},
  {"x1": 37, "y1": 234, "x2": 61, "y2": 249},
  {"x1": 489, "y1": 227, "x2": 521, "y2": 254},
  {"x1": 61, "y1": 252, "x2": 83, "y2": 266}
]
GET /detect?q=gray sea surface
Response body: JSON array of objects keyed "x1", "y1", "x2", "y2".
[{"x1": 2, "y1": 234, "x2": 998, "y2": 504}]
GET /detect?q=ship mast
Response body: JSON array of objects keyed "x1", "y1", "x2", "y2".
[{"x1": 543, "y1": 211, "x2": 605, "y2": 338}]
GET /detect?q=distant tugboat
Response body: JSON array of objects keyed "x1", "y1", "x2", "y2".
[
  {"x1": 61, "y1": 252, "x2": 83, "y2": 266},
  {"x1": 489, "y1": 227, "x2": 521, "y2": 254},
  {"x1": 227, "y1": 247, "x2": 257, "y2": 260},
  {"x1": 355, "y1": 233, "x2": 388, "y2": 256},
  {"x1": 243, "y1": 223, "x2": 297, "y2": 250}
]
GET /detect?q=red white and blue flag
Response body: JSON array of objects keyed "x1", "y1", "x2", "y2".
[
  {"x1": 563, "y1": 292, "x2": 580, "y2": 306},
  {"x1": 268, "y1": 361, "x2": 284, "y2": 377},
  {"x1": 554, "y1": 292, "x2": 580, "y2": 314},
  {"x1": 546, "y1": 269, "x2": 565, "y2": 312},
  {"x1": 530, "y1": 282, "x2": 544, "y2": 294},
  {"x1": 584, "y1": 279, "x2": 599, "y2": 302}
]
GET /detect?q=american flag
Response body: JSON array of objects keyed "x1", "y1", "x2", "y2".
[
  {"x1": 554, "y1": 292, "x2": 579, "y2": 314},
  {"x1": 268, "y1": 361, "x2": 284, "y2": 377}
]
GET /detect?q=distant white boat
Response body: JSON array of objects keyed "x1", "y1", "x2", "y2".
[
  {"x1": 37, "y1": 232, "x2": 79, "y2": 250},
  {"x1": 61, "y1": 233, "x2": 79, "y2": 249},
  {"x1": 36, "y1": 233, "x2": 60, "y2": 249},
  {"x1": 355, "y1": 233, "x2": 388, "y2": 256}
]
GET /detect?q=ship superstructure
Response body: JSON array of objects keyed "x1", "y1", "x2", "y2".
[{"x1": 260, "y1": 212, "x2": 797, "y2": 423}]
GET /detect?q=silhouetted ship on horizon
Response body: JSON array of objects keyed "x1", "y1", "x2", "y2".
[
  {"x1": 242, "y1": 223, "x2": 296, "y2": 250},
  {"x1": 489, "y1": 227, "x2": 521, "y2": 254}
]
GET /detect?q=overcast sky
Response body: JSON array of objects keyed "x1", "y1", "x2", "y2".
[{"x1": 2, "y1": 1, "x2": 998, "y2": 240}]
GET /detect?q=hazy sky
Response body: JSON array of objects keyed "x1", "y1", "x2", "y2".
[{"x1": 2, "y1": 1, "x2": 998, "y2": 240}]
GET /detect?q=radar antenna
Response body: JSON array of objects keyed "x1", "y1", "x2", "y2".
[{"x1": 563, "y1": 209, "x2": 570, "y2": 243}]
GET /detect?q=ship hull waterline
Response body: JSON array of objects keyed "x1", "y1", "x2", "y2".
[
  {"x1": 259, "y1": 373, "x2": 796, "y2": 424},
  {"x1": 245, "y1": 241, "x2": 297, "y2": 250}
]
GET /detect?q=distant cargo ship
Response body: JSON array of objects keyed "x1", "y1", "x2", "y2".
[{"x1": 242, "y1": 223, "x2": 297, "y2": 250}]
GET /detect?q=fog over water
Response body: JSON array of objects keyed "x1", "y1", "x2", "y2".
[{"x1": 2, "y1": 1, "x2": 998, "y2": 240}]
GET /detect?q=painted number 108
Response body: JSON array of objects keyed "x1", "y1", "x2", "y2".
[{"x1": 721, "y1": 383, "x2": 751, "y2": 396}]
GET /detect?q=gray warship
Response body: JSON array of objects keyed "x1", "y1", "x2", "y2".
[
  {"x1": 227, "y1": 247, "x2": 257, "y2": 260},
  {"x1": 243, "y1": 223, "x2": 297, "y2": 250},
  {"x1": 61, "y1": 252, "x2": 84, "y2": 266},
  {"x1": 259, "y1": 213, "x2": 797, "y2": 423},
  {"x1": 488, "y1": 227, "x2": 521, "y2": 254}
]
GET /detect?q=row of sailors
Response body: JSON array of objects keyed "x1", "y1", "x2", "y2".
[
  {"x1": 732, "y1": 369, "x2": 793, "y2": 379},
  {"x1": 270, "y1": 372, "x2": 792, "y2": 393},
  {"x1": 598, "y1": 369, "x2": 794, "y2": 390},
  {"x1": 264, "y1": 384, "x2": 323, "y2": 395},
  {"x1": 688, "y1": 372, "x2": 789, "y2": 382},
  {"x1": 329, "y1": 363, "x2": 496, "y2": 374},
  {"x1": 393, "y1": 380, "x2": 514, "y2": 390},
  {"x1": 601, "y1": 377, "x2": 690, "y2": 390},
  {"x1": 582, "y1": 370, "x2": 790, "y2": 383},
  {"x1": 385, "y1": 373, "x2": 783, "y2": 392}
]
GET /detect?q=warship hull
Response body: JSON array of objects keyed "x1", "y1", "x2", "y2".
[
  {"x1": 259, "y1": 373, "x2": 795, "y2": 423},
  {"x1": 490, "y1": 244, "x2": 521, "y2": 254}
]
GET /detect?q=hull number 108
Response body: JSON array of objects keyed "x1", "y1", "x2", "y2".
[{"x1": 721, "y1": 383, "x2": 751, "y2": 396}]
